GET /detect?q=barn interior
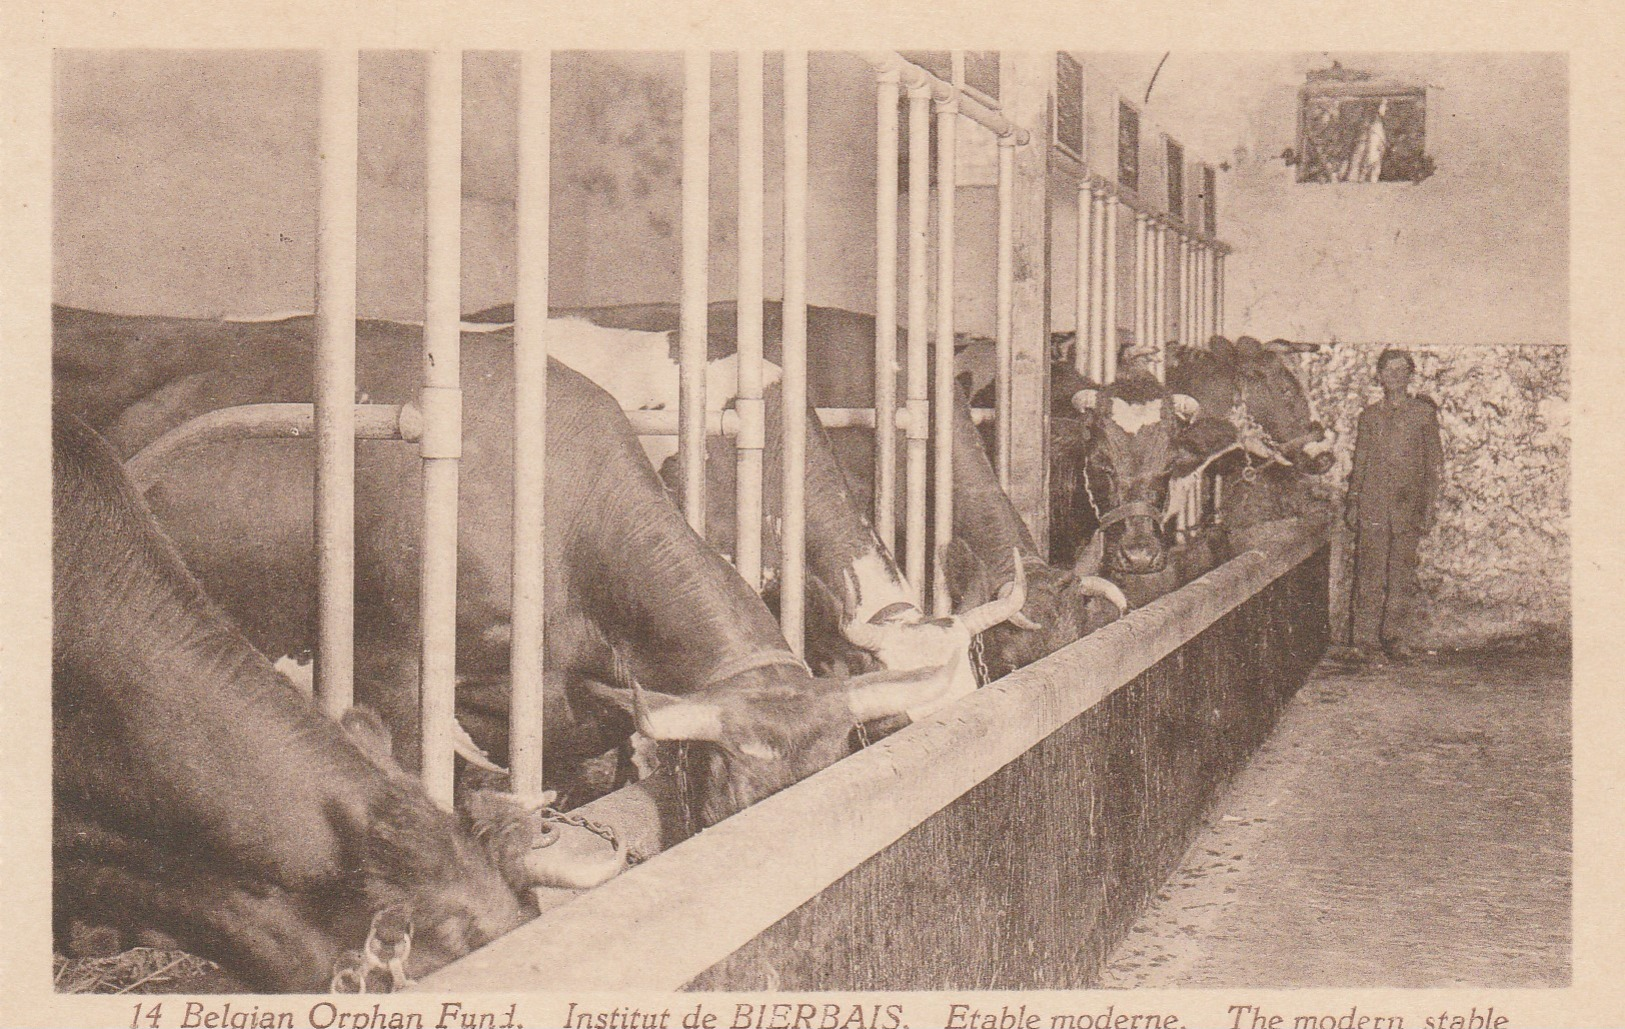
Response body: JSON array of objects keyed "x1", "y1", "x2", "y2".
[{"x1": 51, "y1": 50, "x2": 1568, "y2": 994}]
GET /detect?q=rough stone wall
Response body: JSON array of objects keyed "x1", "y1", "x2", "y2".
[{"x1": 1297, "y1": 343, "x2": 1569, "y2": 649}]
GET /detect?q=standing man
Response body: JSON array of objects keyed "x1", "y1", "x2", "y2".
[{"x1": 1343, "y1": 349, "x2": 1444, "y2": 662}]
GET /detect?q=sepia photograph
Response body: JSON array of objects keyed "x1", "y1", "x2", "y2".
[{"x1": 2, "y1": 11, "x2": 1605, "y2": 1027}]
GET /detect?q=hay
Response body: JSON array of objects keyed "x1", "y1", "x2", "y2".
[{"x1": 54, "y1": 948, "x2": 218, "y2": 994}]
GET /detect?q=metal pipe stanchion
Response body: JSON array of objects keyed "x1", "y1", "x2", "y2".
[
  {"x1": 995, "y1": 135, "x2": 1015, "y2": 490},
  {"x1": 1153, "y1": 220, "x2": 1168, "y2": 382},
  {"x1": 736, "y1": 51, "x2": 767, "y2": 592},
  {"x1": 1134, "y1": 210, "x2": 1150, "y2": 360},
  {"x1": 679, "y1": 51, "x2": 711, "y2": 535},
  {"x1": 780, "y1": 50, "x2": 809, "y2": 656},
  {"x1": 1073, "y1": 178, "x2": 1092, "y2": 382},
  {"x1": 1215, "y1": 251, "x2": 1226, "y2": 338},
  {"x1": 930, "y1": 93, "x2": 958, "y2": 617},
  {"x1": 510, "y1": 48, "x2": 550, "y2": 797},
  {"x1": 420, "y1": 49, "x2": 464, "y2": 807},
  {"x1": 1088, "y1": 184, "x2": 1107, "y2": 384},
  {"x1": 903, "y1": 84, "x2": 931, "y2": 607},
  {"x1": 314, "y1": 49, "x2": 358, "y2": 719},
  {"x1": 1102, "y1": 194, "x2": 1119, "y2": 384},
  {"x1": 873, "y1": 66, "x2": 901, "y2": 551}
]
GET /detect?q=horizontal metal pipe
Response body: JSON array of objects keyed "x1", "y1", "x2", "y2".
[
  {"x1": 626, "y1": 406, "x2": 994, "y2": 436},
  {"x1": 124, "y1": 402, "x2": 418, "y2": 488},
  {"x1": 859, "y1": 51, "x2": 1030, "y2": 144}
]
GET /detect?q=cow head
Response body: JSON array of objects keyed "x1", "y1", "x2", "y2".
[
  {"x1": 1069, "y1": 375, "x2": 1208, "y2": 575},
  {"x1": 335, "y1": 708, "x2": 533, "y2": 982},
  {"x1": 1196, "y1": 335, "x2": 1335, "y2": 474},
  {"x1": 831, "y1": 550, "x2": 1033, "y2": 710},
  {"x1": 590, "y1": 652, "x2": 964, "y2": 830},
  {"x1": 942, "y1": 540, "x2": 1128, "y2": 681}
]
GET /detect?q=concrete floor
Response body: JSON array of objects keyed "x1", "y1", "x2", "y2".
[{"x1": 1100, "y1": 647, "x2": 1571, "y2": 988}]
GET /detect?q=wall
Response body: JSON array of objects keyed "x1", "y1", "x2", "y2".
[
  {"x1": 54, "y1": 51, "x2": 894, "y2": 321},
  {"x1": 1301, "y1": 344, "x2": 1569, "y2": 650},
  {"x1": 1080, "y1": 52, "x2": 1567, "y2": 348}
]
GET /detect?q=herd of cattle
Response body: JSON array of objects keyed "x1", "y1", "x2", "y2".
[{"x1": 51, "y1": 302, "x2": 1333, "y2": 991}]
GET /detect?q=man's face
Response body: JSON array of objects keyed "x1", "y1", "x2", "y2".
[{"x1": 1378, "y1": 358, "x2": 1413, "y2": 395}]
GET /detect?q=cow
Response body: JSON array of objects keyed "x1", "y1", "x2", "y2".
[
  {"x1": 1167, "y1": 335, "x2": 1336, "y2": 536},
  {"x1": 53, "y1": 308, "x2": 961, "y2": 832},
  {"x1": 53, "y1": 409, "x2": 537, "y2": 992},
  {"x1": 510, "y1": 301, "x2": 1129, "y2": 686}
]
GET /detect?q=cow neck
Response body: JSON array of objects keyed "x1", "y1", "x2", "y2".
[
  {"x1": 549, "y1": 365, "x2": 799, "y2": 698},
  {"x1": 949, "y1": 386, "x2": 1044, "y2": 573},
  {"x1": 792, "y1": 396, "x2": 913, "y2": 612},
  {"x1": 54, "y1": 422, "x2": 401, "y2": 884}
]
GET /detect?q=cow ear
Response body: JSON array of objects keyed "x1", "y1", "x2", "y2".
[
  {"x1": 807, "y1": 571, "x2": 845, "y2": 630},
  {"x1": 1071, "y1": 388, "x2": 1100, "y2": 414},
  {"x1": 1171, "y1": 394, "x2": 1202, "y2": 422},
  {"x1": 942, "y1": 536, "x2": 993, "y2": 610},
  {"x1": 340, "y1": 707, "x2": 396, "y2": 768},
  {"x1": 1071, "y1": 532, "x2": 1106, "y2": 579}
]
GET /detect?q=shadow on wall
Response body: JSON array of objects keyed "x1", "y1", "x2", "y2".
[{"x1": 1300, "y1": 342, "x2": 1569, "y2": 650}]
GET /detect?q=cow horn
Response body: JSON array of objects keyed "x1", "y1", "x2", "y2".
[
  {"x1": 1074, "y1": 575, "x2": 1130, "y2": 614},
  {"x1": 1171, "y1": 394, "x2": 1202, "y2": 422},
  {"x1": 845, "y1": 648, "x2": 965, "y2": 723},
  {"x1": 1072, "y1": 388, "x2": 1100, "y2": 414},
  {"x1": 1009, "y1": 610, "x2": 1045, "y2": 633},
  {"x1": 841, "y1": 616, "x2": 888, "y2": 653},
  {"x1": 958, "y1": 549, "x2": 1027, "y2": 636},
  {"x1": 629, "y1": 678, "x2": 726, "y2": 743}
]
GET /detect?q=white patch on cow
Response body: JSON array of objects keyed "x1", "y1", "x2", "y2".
[
  {"x1": 1109, "y1": 397, "x2": 1165, "y2": 435},
  {"x1": 1303, "y1": 433, "x2": 1336, "y2": 458},
  {"x1": 273, "y1": 654, "x2": 314, "y2": 698},
  {"x1": 542, "y1": 318, "x2": 783, "y2": 470},
  {"x1": 846, "y1": 550, "x2": 912, "y2": 623}
]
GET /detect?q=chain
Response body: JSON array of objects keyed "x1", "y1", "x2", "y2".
[
  {"x1": 330, "y1": 908, "x2": 415, "y2": 994},
  {"x1": 970, "y1": 632, "x2": 991, "y2": 688},
  {"x1": 530, "y1": 804, "x2": 622, "y2": 856}
]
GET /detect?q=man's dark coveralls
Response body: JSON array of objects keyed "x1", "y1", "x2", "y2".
[{"x1": 1346, "y1": 393, "x2": 1443, "y2": 651}]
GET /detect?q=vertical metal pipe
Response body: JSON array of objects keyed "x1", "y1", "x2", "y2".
[
  {"x1": 735, "y1": 51, "x2": 766, "y2": 592},
  {"x1": 1072, "y1": 178, "x2": 1091, "y2": 382},
  {"x1": 510, "y1": 48, "x2": 550, "y2": 798},
  {"x1": 903, "y1": 85, "x2": 931, "y2": 606},
  {"x1": 1215, "y1": 251, "x2": 1226, "y2": 338},
  {"x1": 1134, "y1": 211, "x2": 1149, "y2": 357},
  {"x1": 995, "y1": 134, "x2": 1015, "y2": 491},
  {"x1": 1087, "y1": 185, "x2": 1107, "y2": 384},
  {"x1": 315, "y1": 49, "x2": 358, "y2": 719},
  {"x1": 420, "y1": 49, "x2": 464, "y2": 807},
  {"x1": 1202, "y1": 245, "x2": 1212, "y2": 341},
  {"x1": 1153, "y1": 221, "x2": 1167, "y2": 383},
  {"x1": 1102, "y1": 195, "x2": 1119, "y2": 384},
  {"x1": 780, "y1": 50, "x2": 809, "y2": 656},
  {"x1": 680, "y1": 51, "x2": 711, "y2": 535},
  {"x1": 873, "y1": 67, "x2": 900, "y2": 551},
  {"x1": 931, "y1": 94, "x2": 957, "y2": 617},
  {"x1": 1181, "y1": 234, "x2": 1194, "y2": 347}
]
